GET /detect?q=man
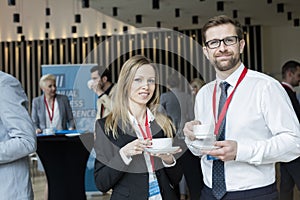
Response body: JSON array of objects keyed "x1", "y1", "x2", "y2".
[
  {"x1": 279, "y1": 60, "x2": 300, "y2": 200},
  {"x1": 88, "y1": 66, "x2": 115, "y2": 196},
  {"x1": 183, "y1": 15, "x2": 300, "y2": 200},
  {"x1": 0, "y1": 71, "x2": 36, "y2": 199},
  {"x1": 281, "y1": 60, "x2": 300, "y2": 122},
  {"x1": 90, "y1": 66, "x2": 115, "y2": 119}
]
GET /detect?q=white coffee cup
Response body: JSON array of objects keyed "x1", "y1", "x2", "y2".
[
  {"x1": 151, "y1": 138, "x2": 172, "y2": 149},
  {"x1": 87, "y1": 79, "x2": 94, "y2": 90}
]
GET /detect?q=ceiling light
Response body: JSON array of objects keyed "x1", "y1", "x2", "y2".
[
  {"x1": 192, "y1": 16, "x2": 198, "y2": 24},
  {"x1": 175, "y1": 8, "x2": 180, "y2": 17},
  {"x1": 217, "y1": 1, "x2": 224, "y2": 11},
  {"x1": 71, "y1": 26, "x2": 77, "y2": 34},
  {"x1": 45, "y1": 8, "x2": 51, "y2": 16},
  {"x1": 277, "y1": 3, "x2": 284, "y2": 13},
  {"x1": 136, "y1": 15, "x2": 142, "y2": 23},
  {"x1": 82, "y1": 0, "x2": 89, "y2": 8},
  {"x1": 153, "y1": 0, "x2": 159, "y2": 9},
  {"x1": 8, "y1": 0, "x2": 15, "y2": 6},
  {"x1": 17, "y1": 26, "x2": 22, "y2": 34},
  {"x1": 233, "y1": 10, "x2": 238, "y2": 18},
  {"x1": 45, "y1": 22, "x2": 50, "y2": 29},
  {"x1": 13, "y1": 13, "x2": 20, "y2": 23},
  {"x1": 245, "y1": 17, "x2": 251, "y2": 25},
  {"x1": 294, "y1": 18, "x2": 299, "y2": 27},
  {"x1": 75, "y1": 14, "x2": 81, "y2": 23},
  {"x1": 287, "y1": 12, "x2": 292, "y2": 20},
  {"x1": 156, "y1": 21, "x2": 161, "y2": 28},
  {"x1": 113, "y1": 7, "x2": 118, "y2": 16}
]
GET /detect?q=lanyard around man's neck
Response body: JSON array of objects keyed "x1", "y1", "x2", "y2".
[{"x1": 212, "y1": 67, "x2": 248, "y2": 136}]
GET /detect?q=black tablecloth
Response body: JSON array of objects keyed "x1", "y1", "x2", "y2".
[{"x1": 37, "y1": 133, "x2": 94, "y2": 200}]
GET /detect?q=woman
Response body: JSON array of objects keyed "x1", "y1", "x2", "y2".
[
  {"x1": 31, "y1": 74, "x2": 76, "y2": 200},
  {"x1": 31, "y1": 74, "x2": 76, "y2": 134},
  {"x1": 94, "y1": 55, "x2": 183, "y2": 200},
  {"x1": 190, "y1": 78, "x2": 206, "y2": 96}
]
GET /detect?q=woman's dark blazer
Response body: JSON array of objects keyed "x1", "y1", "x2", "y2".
[{"x1": 94, "y1": 117, "x2": 183, "y2": 200}]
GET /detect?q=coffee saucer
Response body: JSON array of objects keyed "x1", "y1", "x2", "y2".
[
  {"x1": 145, "y1": 146, "x2": 180, "y2": 154},
  {"x1": 190, "y1": 143, "x2": 220, "y2": 151}
]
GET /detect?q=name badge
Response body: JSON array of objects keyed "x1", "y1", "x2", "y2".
[
  {"x1": 149, "y1": 179, "x2": 160, "y2": 197},
  {"x1": 207, "y1": 155, "x2": 219, "y2": 160}
]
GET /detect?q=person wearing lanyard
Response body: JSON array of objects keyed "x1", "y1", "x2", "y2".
[
  {"x1": 183, "y1": 15, "x2": 300, "y2": 200},
  {"x1": 31, "y1": 74, "x2": 76, "y2": 134},
  {"x1": 94, "y1": 55, "x2": 183, "y2": 200},
  {"x1": 31, "y1": 73, "x2": 76, "y2": 200}
]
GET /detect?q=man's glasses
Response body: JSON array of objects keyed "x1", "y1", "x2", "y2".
[{"x1": 205, "y1": 36, "x2": 239, "y2": 49}]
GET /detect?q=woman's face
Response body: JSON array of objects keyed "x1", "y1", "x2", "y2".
[
  {"x1": 129, "y1": 64, "x2": 156, "y2": 107},
  {"x1": 42, "y1": 80, "x2": 56, "y2": 98},
  {"x1": 191, "y1": 84, "x2": 199, "y2": 96}
]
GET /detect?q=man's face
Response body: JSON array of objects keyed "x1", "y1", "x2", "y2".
[
  {"x1": 203, "y1": 24, "x2": 245, "y2": 73},
  {"x1": 91, "y1": 70, "x2": 100, "y2": 83},
  {"x1": 290, "y1": 66, "x2": 300, "y2": 87}
]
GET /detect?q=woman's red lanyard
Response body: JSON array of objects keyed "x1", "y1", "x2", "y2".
[
  {"x1": 44, "y1": 96, "x2": 55, "y2": 124},
  {"x1": 138, "y1": 112, "x2": 155, "y2": 172},
  {"x1": 212, "y1": 67, "x2": 248, "y2": 135}
]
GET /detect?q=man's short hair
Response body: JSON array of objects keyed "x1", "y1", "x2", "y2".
[
  {"x1": 282, "y1": 60, "x2": 300, "y2": 79},
  {"x1": 90, "y1": 66, "x2": 112, "y2": 82}
]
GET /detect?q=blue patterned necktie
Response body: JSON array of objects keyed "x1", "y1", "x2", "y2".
[{"x1": 212, "y1": 81, "x2": 230, "y2": 200}]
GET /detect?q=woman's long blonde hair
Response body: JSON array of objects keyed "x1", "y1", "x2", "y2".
[{"x1": 105, "y1": 55, "x2": 175, "y2": 138}]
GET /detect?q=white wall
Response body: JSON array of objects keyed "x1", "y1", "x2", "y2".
[
  {"x1": 0, "y1": 0, "x2": 137, "y2": 41},
  {"x1": 262, "y1": 26, "x2": 300, "y2": 80}
]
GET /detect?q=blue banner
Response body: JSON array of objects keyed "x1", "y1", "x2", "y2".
[{"x1": 42, "y1": 64, "x2": 98, "y2": 132}]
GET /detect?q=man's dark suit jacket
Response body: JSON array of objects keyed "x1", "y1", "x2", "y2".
[
  {"x1": 94, "y1": 118, "x2": 183, "y2": 200},
  {"x1": 282, "y1": 84, "x2": 300, "y2": 122}
]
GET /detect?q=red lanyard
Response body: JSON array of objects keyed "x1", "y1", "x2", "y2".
[
  {"x1": 138, "y1": 112, "x2": 155, "y2": 172},
  {"x1": 44, "y1": 96, "x2": 55, "y2": 124},
  {"x1": 212, "y1": 67, "x2": 248, "y2": 135}
]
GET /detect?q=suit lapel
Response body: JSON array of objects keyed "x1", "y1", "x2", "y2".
[
  {"x1": 56, "y1": 95, "x2": 64, "y2": 119},
  {"x1": 40, "y1": 95, "x2": 46, "y2": 126}
]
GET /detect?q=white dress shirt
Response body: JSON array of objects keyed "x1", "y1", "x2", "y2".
[
  {"x1": 186, "y1": 64, "x2": 300, "y2": 191},
  {"x1": 45, "y1": 98, "x2": 62, "y2": 130}
]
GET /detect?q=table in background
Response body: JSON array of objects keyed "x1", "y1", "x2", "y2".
[{"x1": 37, "y1": 132, "x2": 94, "y2": 200}]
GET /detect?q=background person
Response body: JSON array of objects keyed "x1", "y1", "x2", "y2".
[
  {"x1": 31, "y1": 73, "x2": 76, "y2": 200},
  {"x1": 159, "y1": 73, "x2": 203, "y2": 200},
  {"x1": 94, "y1": 55, "x2": 183, "y2": 200},
  {"x1": 281, "y1": 60, "x2": 300, "y2": 122},
  {"x1": 183, "y1": 15, "x2": 300, "y2": 200},
  {"x1": 0, "y1": 71, "x2": 36, "y2": 199},
  {"x1": 31, "y1": 74, "x2": 76, "y2": 133},
  {"x1": 279, "y1": 60, "x2": 300, "y2": 200},
  {"x1": 190, "y1": 77, "x2": 206, "y2": 97},
  {"x1": 89, "y1": 66, "x2": 115, "y2": 119}
]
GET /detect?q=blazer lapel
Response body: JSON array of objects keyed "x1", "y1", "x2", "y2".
[
  {"x1": 56, "y1": 95, "x2": 64, "y2": 119},
  {"x1": 40, "y1": 95, "x2": 46, "y2": 127}
]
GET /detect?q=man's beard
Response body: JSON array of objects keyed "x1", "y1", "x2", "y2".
[{"x1": 213, "y1": 56, "x2": 240, "y2": 72}]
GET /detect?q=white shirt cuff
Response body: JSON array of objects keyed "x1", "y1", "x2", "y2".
[
  {"x1": 119, "y1": 149, "x2": 132, "y2": 165},
  {"x1": 162, "y1": 155, "x2": 176, "y2": 167}
]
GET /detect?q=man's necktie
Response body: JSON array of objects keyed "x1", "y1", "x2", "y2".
[{"x1": 212, "y1": 81, "x2": 230, "y2": 200}]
